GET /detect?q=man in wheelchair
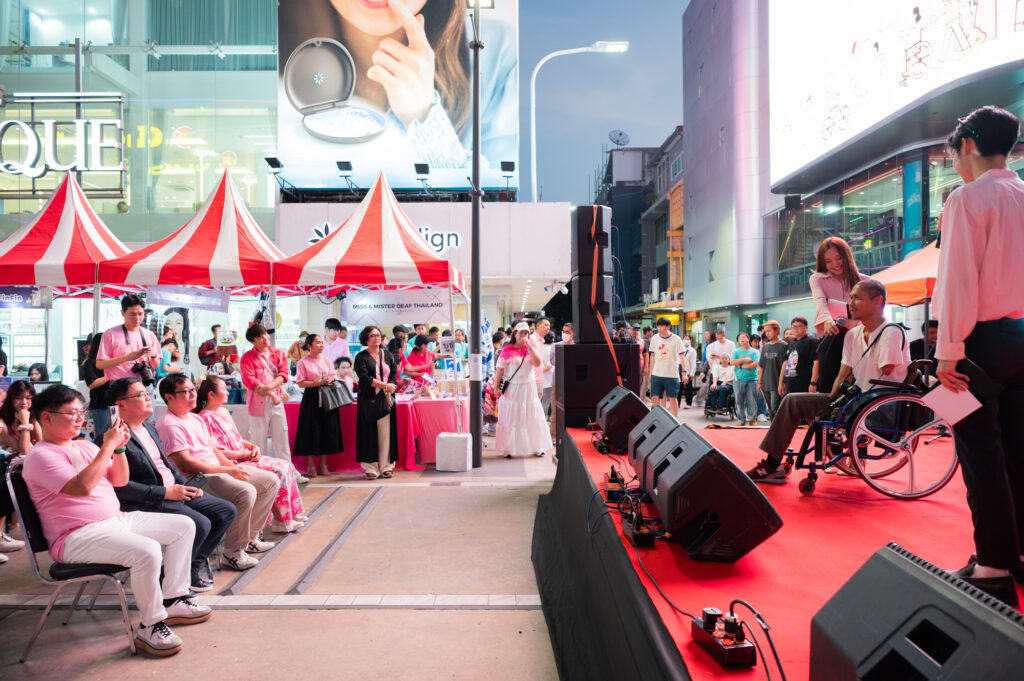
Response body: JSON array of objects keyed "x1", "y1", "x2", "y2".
[{"x1": 747, "y1": 279, "x2": 910, "y2": 484}]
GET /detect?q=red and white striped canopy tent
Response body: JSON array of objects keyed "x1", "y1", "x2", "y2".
[
  {"x1": 98, "y1": 170, "x2": 283, "y2": 289},
  {"x1": 0, "y1": 173, "x2": 130, "y2": 289},
  {"x1": 273, "y1": 173, "x2": 466, "y2": 292}
]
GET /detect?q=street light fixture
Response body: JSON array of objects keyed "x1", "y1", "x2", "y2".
[{"x1": 530, "y1": 40, "x2": 629, "y2": 202}]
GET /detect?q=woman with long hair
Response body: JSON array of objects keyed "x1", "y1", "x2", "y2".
[
  {"x1": 27, "y1": 363, "x2": 48, "y2": 382},
  {"x1": 0, "y1": 380, "x2": 40, "y2": 557},
  {"x1": 194, "y1": 376, "x2": 307, "y2": 533},
  {"x1": 494, "y1": 322, "x2": 551, "y2": 458},
  {"x1": 354, "y1": 325, "x2": 399, "y2": 480},
  {"x1": 81, "y1": 332, "x2": 110, "y2": 436},
  {"x1": 293, "y1": 334, "x2": 344, "y2": 478},
  {"x1": 809, "y1": 237, "x2": 869, "y2": 395},
  {"x1": 278, "y1": 0, "x2": 516, "y2": 168}
]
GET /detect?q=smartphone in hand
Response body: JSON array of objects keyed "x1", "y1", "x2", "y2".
[{"x1": 108, "y1": 405, "x2": 120, "y2": 424}]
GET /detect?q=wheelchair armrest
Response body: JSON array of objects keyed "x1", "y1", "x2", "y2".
[
  {"x1": 868, "y1": 378, "x2": 918, "y2": 391},
  {"x1": 908, "y1": 359, "x2": 935, "y2": 373}
]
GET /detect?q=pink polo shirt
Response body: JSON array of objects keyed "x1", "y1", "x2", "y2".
[
  {"x1": 97, "y1": 324, "x2": 160, "y2": 381},
  {"x1": 933, "y1": 169, "x2": 1024, "y2": 361},
  {"x1": 157, "y1": 411, "x2": 220, "y2": 468},
  {"x1": 295, "y1": 356, "x2": 334, "y2": 384},
  {"x1": 23, "y1": 441, "x2": 122, "y2": 561}
]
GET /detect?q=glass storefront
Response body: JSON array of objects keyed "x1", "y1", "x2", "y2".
[{"x1": 764, "y1": 142, "x2": 1024, "y2": 301}]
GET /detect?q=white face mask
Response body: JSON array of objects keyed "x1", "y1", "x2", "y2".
[
  {"x1": 561, "y1": 333, "x2": 572, "y2": 343},
  {"x1": 682, "y1": 339, "x2": 691, "y2": 347}
]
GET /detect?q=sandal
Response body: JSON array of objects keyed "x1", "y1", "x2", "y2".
[
  {"x1": 365, "y1": 472, "x2": 378, "y2": 480},
  {"x1": 306, "y1": 469, "x2": 318, "y2": 479},
  {"x1": 381, "y1": 470, "x2": 393, "y2": 479}
]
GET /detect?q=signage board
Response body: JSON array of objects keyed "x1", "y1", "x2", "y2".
[
  {"x1": 147, "y1": 286, "x2": 231, "y2": 313},
  {"x1": 276, "y1": 0, "x2": 519, "y2": 191},
  {"x1": 343, "y1": 288, "x2": 450, "y2": 329},
  {"x1": 769, "y1": 1, "x2": 1024, "y2": 185}
]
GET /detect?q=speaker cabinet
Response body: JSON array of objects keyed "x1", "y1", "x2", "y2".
[
  {"x1": 810, "y1": 542, "x2": 1024, "y2": 681},
  {"x1": 596, "y1": 386, "x2": 649, "y2": 454},
  {"x1": 649, "y1": 425, "x2": 783, "y2": 562},
  {"x1": 784, "y1": 194, "x2": 802, "y2": 210},
  {"x1": 571, "y1": 274, "x2": 612, "y2": 344},
  {"x1": 571, "y1": 205, "x2": 611, "y2": 276},
  {"x1": 554, "y1": 343, "x2": 641, "y2": 432},
  {"x1": 627, "y1": 406, "x2": 678, "y2": 486}
]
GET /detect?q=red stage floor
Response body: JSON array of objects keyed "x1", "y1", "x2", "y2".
[{"x1": 570, "y1": 426, "x2": 1024, "y2": 680}]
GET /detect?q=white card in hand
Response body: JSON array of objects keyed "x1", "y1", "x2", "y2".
[{"x1": 921, "y1": 384, "x2": 981, "y2": 426}]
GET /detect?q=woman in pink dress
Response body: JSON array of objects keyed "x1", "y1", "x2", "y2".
[
  {"x1": 294, "y1": 334, "x2": 343, "y2": 477},
  {"x1": 195, "y1": 376, "x2": 307, "y2": 533}
]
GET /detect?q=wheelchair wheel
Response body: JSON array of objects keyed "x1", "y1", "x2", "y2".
[{"x1": 846, "y1": 393, "x2": 958, "y2": 499}]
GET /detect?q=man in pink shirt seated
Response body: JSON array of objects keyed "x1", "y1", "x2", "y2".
[
  {"x1": 96, "y1": 293, "x2": 160, "y2": 388},
  {"x1": 239, "y1": 324, "x2": 296, "y2": 477},
  {"x1": 23, "y1": 384, "x2": 210, "y2": 657},
  {"x1": 156, "y1": 373, "x2": 279, "y2": 572}
]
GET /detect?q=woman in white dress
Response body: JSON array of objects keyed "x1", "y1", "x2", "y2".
[{"x1": 495, "y1": 322, "x2": 553, "y2": 458}]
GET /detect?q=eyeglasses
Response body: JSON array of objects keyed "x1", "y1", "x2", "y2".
[
  {"x1": 367, "y1": 333, "x2": 381, "y2": 338},
  {"x1": 125, "y1": 391, "x2": 150, "y2": 400},
  {"x1": 47, "y1": 409, "x2": 86, "y2": 420},
  {"x1": 172, "y1": 388, "x2": 198, "y2": 396}
]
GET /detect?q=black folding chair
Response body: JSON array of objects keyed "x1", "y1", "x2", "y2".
[{"x1": 6, "y1": 457, "x2": 136, "y2": 662}]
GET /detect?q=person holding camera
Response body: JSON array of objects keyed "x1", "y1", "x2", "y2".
[
  {"x1": 96, "y1": 294, "x2": 160, "y2": 396},
  {"x1": 746, "y1": 279, "x2": 909, "y2": 484},
  {"x1": 495, "y1": 322, "x2": 551, "y2": 458}
]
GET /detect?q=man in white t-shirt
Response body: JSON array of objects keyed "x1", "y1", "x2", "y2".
[
  {"x1": 747, "y1": 279, "x2": 909, "y2": 484},
  {"x1": 646, "y1": 317, "x2": 686, "y2": 417}
]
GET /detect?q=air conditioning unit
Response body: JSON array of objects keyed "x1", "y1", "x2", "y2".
[
  {"x1": 673, "y1": 291, "x2": 685, "y2": 301},
  {"x1": 660, "y1": 291, "x2": 670, "y2": 302}
]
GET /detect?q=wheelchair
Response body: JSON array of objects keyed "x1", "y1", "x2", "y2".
[
  {"x1": 780, "y1": 360, "x2": 958, "y2": 499},
  {"x1": 704, "y1": 385, "x2": 736, "y2": 421}
]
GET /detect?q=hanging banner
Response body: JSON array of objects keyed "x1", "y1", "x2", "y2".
[
  {"x1": 147, "y1": 285, "x2": 231, "y2": 313},
  {"x1": 343, "y1": 288, "x2": 450, "y2": 328},
  {"x1": 0, "y1": 286, "x2": 52, "y2": 309}
]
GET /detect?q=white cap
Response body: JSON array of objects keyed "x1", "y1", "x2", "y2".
[{"x1": 514, "y1": 321, "x2": 530, "y2": 334}]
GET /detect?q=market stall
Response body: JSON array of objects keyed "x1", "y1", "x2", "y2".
[
  {"x1": 874, "y1": 240, "x2": 940, "y2": 358},
  {"x1": 274, "y1": 173, "x2": 469, "y2": 464}
]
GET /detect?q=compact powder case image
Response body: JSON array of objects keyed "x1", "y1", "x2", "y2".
[{"x1": 282, "y1": 37, "x2": 388, "y2": 144}]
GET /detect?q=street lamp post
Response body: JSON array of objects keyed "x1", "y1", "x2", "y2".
[{"x1": 529, "y1": 41, "x2": 628, "y2": 203}]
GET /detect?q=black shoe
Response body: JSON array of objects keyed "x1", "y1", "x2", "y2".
[
  {"x1": 191, "y1": 576, "x2": 214, "y2": 593},
  {"x1": 745, "y1": 459, "x2": 787, "y2": 485},
  {"x1": 966, "y1": 553, "x2": 1024, "y2": 586},
  {"x1": 953, "y1": 563, "x2": 1020, "y2": 606}
]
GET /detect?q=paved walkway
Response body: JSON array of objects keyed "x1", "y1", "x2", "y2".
[{"x1": 0, "y1": 435, "x2": 559, "y2": 680}]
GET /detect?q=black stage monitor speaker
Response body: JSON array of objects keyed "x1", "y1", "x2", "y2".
[
  {"x1": 784, "y1": 194, "x2": 802, "y2": 210},
  {"x1": 571, "y1": 273, "x2": 612, "y2": 344},
  {"x1": 596, "y1": 386, "x2": 649, "y2": 454},
  {"x1": 571, "y1": 205, "x2": 612, "y2": 276},
  {"x1": 554, "y1": 343, "x2": 641, "y2": 433},
  {"x1": 626, "y1": 406, "x2": 679, "y2": 487},
  {"x1": 810, "y1": 542, "x2": 1024, "y2": 681},
  {"x1": 649, "y1": 424, "x2": 783, "y2": 562}
]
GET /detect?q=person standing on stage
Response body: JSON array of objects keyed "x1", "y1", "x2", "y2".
[
  {"x1": 96, "y1": 294, "x2": 161, "y2": 398},
  {"x1": 933, "y1": 106, "x2": 1024, "y2": 606},
  {"x1": 239, "y1": 324, "x2": 295, "y2": 474},
  {"x1": 809, "y1": 237, "x2": 869, "y2": 396}
]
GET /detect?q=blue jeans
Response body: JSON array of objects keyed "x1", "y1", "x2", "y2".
[
  {"x1": 90, "y1": 408, "x2": 110, "y2": 439},
  {"x1": 650, "y1": 375, "x2": 680, "y2": 399},
  {"x1": 709, "y1": 383, "x2": 732, "y2": 410},
  {"x1": 734, "y1": 380, "x2": 759, "y2": 422}
]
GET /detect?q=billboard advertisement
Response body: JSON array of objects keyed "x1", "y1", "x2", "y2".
[
  {"x1": 277, "y1": 0, "x2": 519, "y2": 191},
  {"x1": 769, "y1": 0, "x2": 1024, "y2": 185}
]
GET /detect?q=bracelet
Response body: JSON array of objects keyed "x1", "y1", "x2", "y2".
[
  {"x1": 114, "y1": 447, "x2": 127, "y2": 454},
  {"x1": 17, "y1": 424, "x2": 33, "y2": 432}
]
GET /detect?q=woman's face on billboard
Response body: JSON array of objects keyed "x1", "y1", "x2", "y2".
[{"x1": 329, "y1": 0, "x2": 431, "y2": 37}]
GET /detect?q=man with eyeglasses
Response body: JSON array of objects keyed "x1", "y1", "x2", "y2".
[
  {"x1": 103, "y1": 377, "x2": 236, "y2": 593},
  {"x1": 157, "y1": 374, "x2": 279, "y2": 571},
  {"x1": 23, "y1": 384, "x2": 210, "y2": 656}
]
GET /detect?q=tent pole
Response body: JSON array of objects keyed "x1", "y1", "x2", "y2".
[
  {"x1": 469, "y1": 3, "x2": 483, "y2": 468},
  {"x1": 449, "y1": 285, "x2": 461, "y2": 433},
  {"x1": 923, "y1": 298, "x2": 931, "y2": 377},
  {"x1": 92, "y1": 264, "x2": 101, "y2": 336}
]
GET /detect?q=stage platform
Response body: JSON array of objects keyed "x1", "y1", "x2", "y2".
[{"x1": 533, "y1": 426, "x2": 1022, "y2": 680}]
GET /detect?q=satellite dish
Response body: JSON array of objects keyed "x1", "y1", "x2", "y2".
[{"x1": 609, "y1": 129, "x2": 630, "y2": 146}]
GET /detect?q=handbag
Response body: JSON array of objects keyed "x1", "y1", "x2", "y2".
[
  {"x1": 320, "y1": 380, "x2": 354, "y2": 412},
  {"x1": 498, "y1": 349, "x2": 529, "y2": 394}
]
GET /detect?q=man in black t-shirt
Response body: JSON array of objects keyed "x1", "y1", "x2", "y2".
[{"x1": 780, "y1": 316, "x2": 819, "y2": 395}]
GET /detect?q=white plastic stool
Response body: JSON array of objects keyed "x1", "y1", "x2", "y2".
[{"x1": 436, "y1": 433, "x2": 472, "y2": 472}]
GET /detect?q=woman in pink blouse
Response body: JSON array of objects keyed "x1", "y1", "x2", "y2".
[
  {"x1": 293, "y1": 334, "x2": 343, "y2": 478},
  {"x1": 808, "y1": 237, "x2": 870, "y2": 394},
  {"x1": 194, "y1": 376, "x2": 307, "y2": 533}
]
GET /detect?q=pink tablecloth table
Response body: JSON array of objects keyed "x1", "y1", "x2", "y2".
[
  {"x1": 413, "y1": 398, "x2": 470, "y2": 465},
  {"x1": 285, "y1": 399, "x2": 421, "y2": 472}
]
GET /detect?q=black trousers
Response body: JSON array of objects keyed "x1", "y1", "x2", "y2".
[
  {"x1": 164, "y1": 495, "x2": 237, "y2": 578},
  {"x1": 816, "y1": 329, "x2": 846, "y2": 396},
  {"x1": 678, "y1": 376, "x2": 695, "y2": 406},
  {"x1": 954, "y1": 318, "x2": 1024, "y2": 570}
]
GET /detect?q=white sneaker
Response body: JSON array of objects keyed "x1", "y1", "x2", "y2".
[
  {"x1": 222, "y1": 549, "x2": 259, "y2": 571},
  {"x1": 295, "y1": 473, "x2": 310, "y2": 484},
  {"x1": 271, "y1": 519, "x2": 304, "y2": 533},
  {"x1": 0, "y1": 552, "x2": 8, "y2": 564},
  {"x1": 0, "y1": 532, "x2": 24, "y2": 552},
  {"x1": 135, "y1": 621, "x2": 183, "y2": 656},
  {"x1": 164, "y1": 597, "x2": 213, "y2": 625},
  {"x1": 246, "y1": 537, "x2": 275, "y2": 553},
  {"x1": 756, "y1": 414, "x2": 768, "y2": 423}
]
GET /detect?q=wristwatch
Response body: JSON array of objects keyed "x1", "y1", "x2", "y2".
[{"x1": 809, "y1": 381, "x2": 818, "y2": 387}]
